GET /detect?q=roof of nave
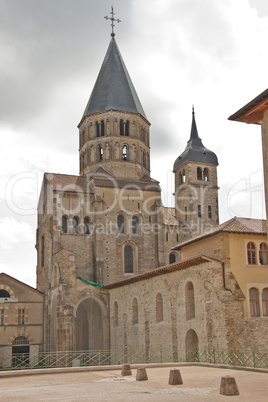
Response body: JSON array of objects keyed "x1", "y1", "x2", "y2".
[
  {"x1": 80, "y1": 37, "x2": 148, "y2": 125},
  {"x1": 104, "y1": 255, "x2": 220, "y2": 289},
  {"x1": 44, "y1": 173, "x2": 95, "y2": 193},
  {"x1": 172, "y1": 217, "x2": 267, "y2": 250},
  {"x1": 173, "y1": 108, "x2": 218, "y2": 171},
  {"x1": 87, "y1": 168, "x2": 161, "y2": 192}
]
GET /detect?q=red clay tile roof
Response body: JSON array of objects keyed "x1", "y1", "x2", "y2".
[
  {"x1": 104, "y1": 255, "x2": 220, "y2": 289},
  {"x1": 173, "y1": 217, "x2": 267, "y2": 250}
]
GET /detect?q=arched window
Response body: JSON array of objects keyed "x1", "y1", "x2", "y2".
[
  {"x1": 62, "y1": 216, "x2": 68, "y2": 234},
  {"x1": 132, "y1": 216, "x2": 139, "y2": 234},
  {"x1": 114, "y1": 301, "x2": 119, "y2": 327},
  {"x1": 120, "y1": 119, "x2": 124, "y2": 136},
  {"x1": 13, "y1": 336, "x2": 29, "y2": 346},
  {"x1": 0, "y1": 290, "x2": 10, "y2": 298},
  {"x1": 247, "y1": 242, "x2": 256, "y2": 264},
  {"x1": 125, "y1": 120, "x2": 129, "y2": 136},
  {"x1": 143, "y1": 151, "x2": 146, "y2": 166},
  {"x1": 169, "y1": 253, "x2": 176, "y2": 264},
  {"x1": 96, "y1": 121, "x2": 100, "y2": 137},
  {"x1": 197, "y1": 167, "x2": 202, "y2": 180},
  {"x1": 166, "y1": 232, "x2": 168, "y2": 242},
  {"x1": 204, "y1": 168, "x2": 209, "y2": 181},
  {"x1": 73, "y1": 216, "x2": 79, "y2": 234},
  {"x1": 99, "y1": 146, "x2": 103, "y2": 161},
  {"x1": 117, "y1": 215, "x2": 124, "y2": 234},
  {"x1": 182, "y1": 170, "x2": 186, "y2": 183},
  {"x1": 101, "y1": 120, "x2": 105, "y2": 136},
  {"x1": 249, "y1": 287, "x2": 260, "y2": 317},
  {"x1": 198, "y1": 205, "x2": 201, "y2": 218},
  {"x1": 84, "y1": 217, "x2": 90, "y2": 234},
  {"x1": 132, "y1": 298, "x2": 138, "y2": 324},
  {"x1": 122, "y1": 145, "x2": 127, "y2": 160},
  {"x1": 156, "y1": 293, "x2": 163, "y2": 323},
  {"x1": 124, "y1": 245, "x2": 133, "y2": 273},
  {"x1": 185, "y1": 281, "x2": 195, "y2": 320},
  {"x1": 259, "y1": 243, "x2": 268, "y2": 265},
  {"x1": 262, "y1": 288, "x2": 268, "y2": 317}
]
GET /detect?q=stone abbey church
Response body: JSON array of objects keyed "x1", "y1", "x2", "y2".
[{"x1": 35, "y1": 34, "x2": 268, "y2": 356}]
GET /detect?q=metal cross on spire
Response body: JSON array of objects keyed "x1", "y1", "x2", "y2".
[{"x1": 104, "y1": 6, "x2": 121, "y2": 38}]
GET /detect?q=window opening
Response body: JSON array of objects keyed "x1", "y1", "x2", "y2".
[
  {"x1": 132, "y1": 216, "x2": 139, "y2": 234},
  {"x1": 125, "y1": 120, "x2": 129, "y2": 136},
  {"x1": 117, "y1": 215, "x2": 124, "y2": 234},
  {"x1": 0, "y1": 290, "x2": 10, "y2": 298},
  {"x1": 73, "y1": 217, "x2": 79, "y2": 234},
  {"x1": 204, "y1": 168, "x2": 209, "y2": 181},
  {"x1": 185, "y1": 207, "x2": 187, "y2": 221},
  {"x1": 259, "y1": 243, "x2": 268, "y2": 265},
  {"x1": 249, "y1": 287, "x2": 260, "y2": 317},
  {"x1": 122, "y1": 145, "x2": 127, "y2": 160},
  {"x1": 198, "y1": 205, "x2": 201, "y2": 218},
  {"x1": 84, "y1": 217, "x2": 90, "y2": 234},
  {"x1": 124, "y1": 245, "x2": 133, "y2": 273},
  {"x1": 120, "y1": 119, "x2": 124, "y2": 136},
  {"x1": 96, "y1": 121, "x2": 100, "y2": 137},
  {"x1": 247, "y1": 242, "x2": 256, "y2": 265},
  {"x1": 101, "y1": 120, "x2": 105, "y2": 136},
  {"x1": 208, "y1": 205, "x2": 212, "y2": 219},
  {"x1": 262, "y1": 288, "x2": 268, "y2": 317},
  {"x1": 99, "y1": 146, "x2": 103, "y2": 161},
  {"x1": 62, "y1": 216, "x2": 68, "y2": 234},
  {"x1": 18, "y1": 309, "x2": 25, "y2": 325},
  {"x1": 197, "y1": 167, "x2": 202, "y2": 180},
  {"x1": 169, "y1": 253, "x2": 176, "y2": 264}
]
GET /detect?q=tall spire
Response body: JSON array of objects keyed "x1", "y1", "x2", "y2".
[
  {"x1": 79, "y1": 37, "x2": 147, "y2": 124},
  {"x1": 104, "y1": 6, "x2": 121, "y2": 38},
  {"x1": 173, "y1": 108, "x2": 218, "y2": 171}
]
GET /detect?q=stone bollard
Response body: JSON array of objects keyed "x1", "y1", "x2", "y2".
[
  {"x1": 121, "y1": 364, "x2": 132, "y2": 376},
  {"x1": 168, "y1": 368, "x2": 183, "y2": 385},
  {"x1": 136, "y1": 367, "x2": 148, "y2": 381},
  {"x1": 220, "y1": 376, "x2": 240, "y2": 396}
]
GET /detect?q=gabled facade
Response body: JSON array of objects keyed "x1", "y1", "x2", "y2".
[{"x1": 0, "y1": 273, "x2": 44, "y2": 368}]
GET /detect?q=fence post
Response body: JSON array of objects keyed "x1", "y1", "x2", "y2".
[
  {"x1": 99, "y1": 351, "x2": 101, "y2": 366},
  {"x1": 253, "y1": 351, "x2": 256, "y2": 368},
  {"x1": 213, "y1": 349, "x2": 216, "y2": 364},
  {"x1": 160, "y1": 348, "x2": 162, "y2": 364}
]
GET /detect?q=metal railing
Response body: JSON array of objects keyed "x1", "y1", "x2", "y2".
[{"x1": 1, "y1": 348, "x2": 268, "y2": 371}]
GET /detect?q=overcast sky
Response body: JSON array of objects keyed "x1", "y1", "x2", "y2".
[{"x1": 0, "y1": 0, "x2": 267, "y2": 287}]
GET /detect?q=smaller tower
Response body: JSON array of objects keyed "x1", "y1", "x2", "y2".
[{"x1": 173, "y1": 108, "x2": 219, "y2": 240}]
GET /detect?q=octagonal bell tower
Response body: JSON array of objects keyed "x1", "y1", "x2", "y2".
[
  {"x1": 78, "y1": 36, "x2": 151, "y2": 182},
  {"x1": 173, "y1": 109, "x2": 219, "y2": 240}
]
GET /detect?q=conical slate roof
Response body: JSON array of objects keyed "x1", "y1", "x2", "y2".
[
  {"x1": 81, "y1": 37, "x2": 147, "y2": 122},
  {"x1": 173, "y1": 110, "x2": 218, "y2": 171}
]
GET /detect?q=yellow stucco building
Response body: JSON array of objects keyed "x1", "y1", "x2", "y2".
[{"x1": 173, "y1": 217, "x2": 268, "y2": 318}]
